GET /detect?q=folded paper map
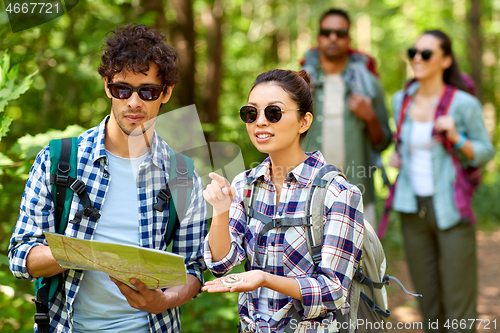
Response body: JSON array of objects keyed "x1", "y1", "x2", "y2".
[{"x1": 45, "y1": 232, "x2": 187, "y2": 289}]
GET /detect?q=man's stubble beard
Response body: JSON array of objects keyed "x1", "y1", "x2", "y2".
[
  {"x1": 111, "y1": 104, "x2": 155, "y2": 137},
  {"x1": 322, "y1": 47, "x2": 348, "y2": 62}
]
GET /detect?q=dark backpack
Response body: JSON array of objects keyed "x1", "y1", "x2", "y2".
[{"x1": 33, "y1": 137, "x2": 194, "y2": 333}]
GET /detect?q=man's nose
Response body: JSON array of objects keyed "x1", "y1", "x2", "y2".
[
  {"x1": 127, "y1": 91, "x2": 144, "y2": 108},
  {"x1": 328, "y1": 32, "x2": 338, "y2": 41}
]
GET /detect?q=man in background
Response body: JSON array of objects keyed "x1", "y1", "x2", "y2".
[{"x1": 302, "y1": 8, "x2": 391, "y2": 223}]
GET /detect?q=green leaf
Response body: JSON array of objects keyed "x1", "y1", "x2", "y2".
[
  {"x1": 0, "y1": 254, "x2": 8, "y2": 267},
  {"x1": 0, "y1": 152, "x2": 14, "y2": 166},
  {"x1": 0, "y1": 115, "x2": 13, "y2": 141},
  {"x1": 0, "y1": 71, "x2": 37, "y2": 114},
  {"x1": 0, "y1": 52, "x2": 9, "y2": 88},
  {"x1": 11, "y1": 124, "x2": 86, "y2": 160},
  {"x1": 7, "y1": 64, "x2": 19, "y2": 82}
]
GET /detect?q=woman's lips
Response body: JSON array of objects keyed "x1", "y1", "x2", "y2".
[{"x1": 255, "y1": 133, "x2": 274, "y2": 143}]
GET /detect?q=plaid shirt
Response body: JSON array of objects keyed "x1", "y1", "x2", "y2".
[
  {"x1": 9, "y1": 116, "x2": 207, "y2": 333},
  {"x1": 203, "y1": 151, "x2": 364, "y2": 332}
]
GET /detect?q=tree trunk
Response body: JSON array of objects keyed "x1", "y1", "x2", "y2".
[
  {"x1": 170, "y1": 0, "x2": 196, "y2": 107},
  {"x1": 468, "y1": 0, "x2": 483, "y2": 102},
  {"x1": 140, "y1": 0, "x2": 167, "y2": 30},
  {"x1": 201, "y1": 0, "x2": 224, "y2": 135}
]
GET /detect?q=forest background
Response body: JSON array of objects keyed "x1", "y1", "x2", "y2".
[{"x1": 1, "y1": 0, "x2": 500, "y2": 331}]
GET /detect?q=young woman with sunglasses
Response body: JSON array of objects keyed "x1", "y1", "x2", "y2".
[
  {"x1": 202, "y1": 69, "x2": 364, "y2": 332},
  {"x1": 389, "y1": 30, "x2": 494, "y2": 332}
]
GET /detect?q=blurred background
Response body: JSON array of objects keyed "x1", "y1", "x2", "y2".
[{"x1": 1, "y1": 0, "x2": 499, "y2": 331}]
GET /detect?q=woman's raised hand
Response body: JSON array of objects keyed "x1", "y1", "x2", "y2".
[
  {"x1": 435, "y1": 115, "x2": 460, "y2": 144},
  {"x1": 203, "y1": 172, "x2": 236, "y2": 215}
]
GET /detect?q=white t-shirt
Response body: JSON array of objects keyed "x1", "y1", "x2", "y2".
[
  {"x1": 409, "y1": 121, "x2": 434, "y2": 196},
  {"x1": 73, "y1": 150, "x2": 150, "y2": 333},
  {"x1": 322, "y1": 74, "x2": 346, "y2": 171}
]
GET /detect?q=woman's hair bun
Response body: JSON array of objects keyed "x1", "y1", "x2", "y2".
[{"x1": 296, "y1": 69, "x2": 312, "y2": 87}]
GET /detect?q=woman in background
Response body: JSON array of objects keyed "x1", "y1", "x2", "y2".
[{"x1": 390, "y1": 30, "x2": 494, "y2": 333}]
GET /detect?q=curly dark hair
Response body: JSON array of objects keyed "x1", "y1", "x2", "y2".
[{"x1": 98, "y1": 24, "x2": 179, "y2": 88}]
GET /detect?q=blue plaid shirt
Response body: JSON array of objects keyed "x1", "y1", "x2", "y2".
[
  {"x1": 203, "y1": 151, "x2": 364, "y2": 332},
  {"x1": 9, "y1": 116, "x2": 207, "y2": 333}
]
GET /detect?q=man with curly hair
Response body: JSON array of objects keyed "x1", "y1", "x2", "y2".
[{"x1": 9, "y1": 24, "x2": 207, "y2": 333}]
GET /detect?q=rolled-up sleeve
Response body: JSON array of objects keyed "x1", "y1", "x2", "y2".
[
  {"x1": 293, "y1": 183, "x2": 364, "y2": 319},
  {"x1": 203, "y1": 174, "x2": 248, "y2": 277},
  {"x1": 8, "y1": 147, "x2": 54, "y2": 281},
  {"x1": 461, "y1": 98, "x2": 495, "y2": 167},
  {"x1": 174, "y1": 170, "x2": 208, "y2": 285}
]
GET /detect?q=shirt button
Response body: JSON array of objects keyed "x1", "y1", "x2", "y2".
[
  {"x1": 287, "y1": 184, "x2": 290, "y2": 188},
  {"x1": 269, "y1": 301, "x2": 274, "y2": 306},
  {"x1": 271, "y1": 242, "x2": 275, "y2": 246},
  {"x1": 104, "y1": 173, "x2": 109, "y2": 178},
  {"x1": 73, "y1": 277, "x2": 78, "y2": 282}
]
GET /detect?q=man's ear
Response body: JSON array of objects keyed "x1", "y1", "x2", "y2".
[
  {"x1": 104, "y1": 77, "x2": 112, "y2": 99},
  {"x1": 299, "y1": 112, "x2": 313, "y2": 134},
  {"x1": 161, "y1": 85, "x2": 175, "y2": 104}
]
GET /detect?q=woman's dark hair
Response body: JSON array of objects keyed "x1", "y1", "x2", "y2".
[
  {"x1": 98, "y1": 24, "x2": 179, "y2": 88},
  {"x1": 422, "y1": 30, "x2": 469, "y2": 93},
  {"x1": 250, "y1": 69, "x2": 314, "y2": 141}
]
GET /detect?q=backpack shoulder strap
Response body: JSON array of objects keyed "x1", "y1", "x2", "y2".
[
  {"x1": 305, "y1": 164, "x2": 346, "y2": 267},
  {"x1": 49, "y1": 138, "x2": 100, "y2": 225},
  {"x1": 34, "y1": 137, "x2": 79, "y2": 333},
  {"x1": 242, "y1": 169, "x2": 258, "y2": 225},
  {"x1": 49, "y1": 137, "x2": 78, "y2": 233},
  {"x1": 156, "y1": 147, "x2": 195, "y2": 247}
]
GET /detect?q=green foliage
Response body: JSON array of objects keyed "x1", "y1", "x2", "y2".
[
  {"x1": 0, "y1": 53, "x2": 37, "y2": 145},
  {"x1": 0, "y1": 53, "x2": 36, "y2": 332},
  {"x1": 181, "y1": 270, "x2": 242, "y2": 332},
  {"x1": 0, "y1": 259, "x2": 34, "y2": 333}
]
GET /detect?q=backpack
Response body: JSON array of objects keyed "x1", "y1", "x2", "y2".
[
  {"x1": 33, "y1": 137, "x2": 194, "y2": 333},
  {"x1": 242, "y1": 164, "x2": 420, "y2": 333}
]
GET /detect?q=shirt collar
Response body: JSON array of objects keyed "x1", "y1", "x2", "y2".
[
  {"x1": 247, "y1": 151, "x2": 327, "y2": 188},
  {"x1": 91, "y1": 116, "x2": 108, "y2": 163},
  {"x1": 406, "y1": 80, "x2": 420, "y2": 96},
  {"x1": 91, "y1": 115, "x2": 165, "y2": 169}
]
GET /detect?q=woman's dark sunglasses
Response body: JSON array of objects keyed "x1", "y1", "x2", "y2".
[
  {"x1": 239, "y1": 105, "x2": 298, "y2": 124},
  {"x1": 107, "y1": 82, "x2": 165, "y2": 101},
  {"x1": 408, "y1": 48, "x2": 433, "y2": 61},
  {"x1": 319, "y1": 29, "x2": 349, "y2": 39}
]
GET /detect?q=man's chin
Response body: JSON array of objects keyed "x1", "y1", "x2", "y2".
[
  {"x1": 324, "y1": 51, "x2": 347, "y2": 61},
  {"x1": 128, "y1": 125, "x2": 147, "y2": 137}
]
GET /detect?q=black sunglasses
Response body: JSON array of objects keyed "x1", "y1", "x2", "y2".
[
  {"x1": 107, "y1": 82, "x2": 165, "y2": 101},
  {"x1": 239, "y1": 105, "x2": 298, "y2": 124},
  {"x1": 319, "y1": 29, "x2": 349, "y2": 39},
  {"x1": 408, "y1": 48, "x2": 433, "y2": 61}
]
